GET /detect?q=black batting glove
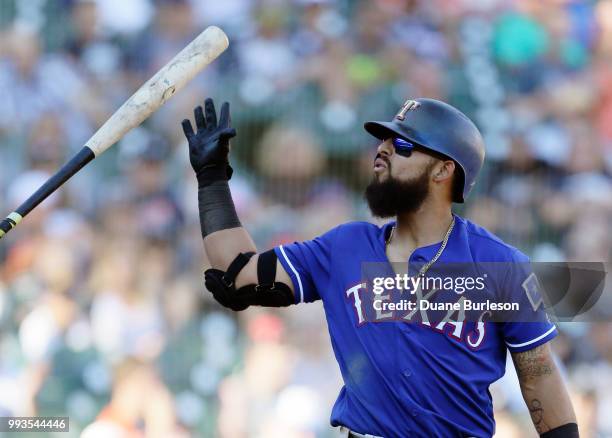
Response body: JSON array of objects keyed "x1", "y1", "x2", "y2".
[{"x1": 181, "y1": 98, "x2": 236, "y2": 187}]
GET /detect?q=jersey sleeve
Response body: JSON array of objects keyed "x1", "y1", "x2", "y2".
[
  {"x1": 274, "y1": 227, "x2": 338, "y2": 304},
  {"x1": 500, "y1": 251, "x2": 558, "y2": 353}
]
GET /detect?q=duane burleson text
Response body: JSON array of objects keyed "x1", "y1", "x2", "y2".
[{"x1": 372, "y1": 299, "x2": 519, "y2": 312}]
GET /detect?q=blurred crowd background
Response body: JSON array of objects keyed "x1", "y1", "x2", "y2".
[{"x1": 0, "y1": 0, "x2": 610, "y2": 436}]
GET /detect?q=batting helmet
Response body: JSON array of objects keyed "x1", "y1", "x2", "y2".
[{"x1": 364, "y1": 98, "x2": 485, "y2": 203}]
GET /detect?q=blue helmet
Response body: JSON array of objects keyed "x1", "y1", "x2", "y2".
[{"x1": 364, "y1": 98, "x2": 485, "y2": 203}]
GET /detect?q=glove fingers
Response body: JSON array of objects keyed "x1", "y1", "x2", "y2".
[
  {"x1": 204, "y1": 98, "x2": 217, "y2": 130},
  {"x1": 218, "y1": 102, "x2": 230, "y2": 128},
  {"x1": 194, "y1": 105, "x2": 206, "y2": 131},
  {"x1": 218, "y1": 129, "x2": 236, "y2": 155},
  {"x1": 181, "y1": 119, "x2": 194, "y2": 138},
  {"x1": 219, "y1": 127, "x2": 236, "y2": 140}
]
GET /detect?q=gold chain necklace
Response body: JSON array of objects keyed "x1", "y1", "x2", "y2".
[{"x1": 386, "y1": 216, "x2": 455, "y2": 277}]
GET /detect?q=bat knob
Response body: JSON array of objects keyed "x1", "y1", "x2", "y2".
[{"x1": 0, "y1": 212, "x2": 23, "y2": 239}]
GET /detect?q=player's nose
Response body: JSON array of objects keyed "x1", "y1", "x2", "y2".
[{"x1": 376, "y1": 139, "x2": 393, "y2": 157}]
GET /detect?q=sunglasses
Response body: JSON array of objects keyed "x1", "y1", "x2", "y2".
[{"x1": 391, "y1": 137, "x2": 416, "y2": 157}]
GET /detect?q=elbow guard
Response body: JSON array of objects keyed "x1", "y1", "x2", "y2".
[{"x1": 204, "y1": 249, "x2": 294, "y2": 311}]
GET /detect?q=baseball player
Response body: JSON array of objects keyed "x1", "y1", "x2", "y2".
[{"x1": 181, "y1": 98, "x2": 578, "y2": 437}]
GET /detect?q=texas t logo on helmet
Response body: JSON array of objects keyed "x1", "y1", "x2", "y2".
[{"x1": 395, "y1": 99, "x2": 421, "y2": 120}]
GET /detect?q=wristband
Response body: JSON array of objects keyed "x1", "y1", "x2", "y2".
[
  {"x1": 540, "y1": 423, "x2": 579, "y2": 438},
  {"x1": 198, "y1": 178, "x2": 241, "y2": 238}
]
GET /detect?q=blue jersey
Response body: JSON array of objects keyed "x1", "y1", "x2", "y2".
[{"x1": 274, "y1": 215, "x2": 556, "y2": 438}]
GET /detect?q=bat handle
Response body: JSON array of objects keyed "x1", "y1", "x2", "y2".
[
  {"x1": 0, "y1": 146, "x2": 95, "y2": 240},
  {"x1": 0, "y1": 213, "x2": 23, "y2": 239}
]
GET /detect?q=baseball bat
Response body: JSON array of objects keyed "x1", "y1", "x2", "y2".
[{"x1": 0, "y1": 26, "x2": 229, "y2": 239}]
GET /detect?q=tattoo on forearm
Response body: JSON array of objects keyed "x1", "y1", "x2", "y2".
[
  {"x1": 529, "y1": 398, "x2": 549, "y2": 434},
  {"x1": 513, "y1": 344, "x2": 553, "y2": 380}
]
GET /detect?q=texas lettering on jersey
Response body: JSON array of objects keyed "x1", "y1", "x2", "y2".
[{"x1": 345, "y1": 282, "x2": 489, "y2": 348}]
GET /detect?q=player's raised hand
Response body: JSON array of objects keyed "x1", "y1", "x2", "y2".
[{"x1": 182, "y1": 97, "x2": 236, "y2": 183}]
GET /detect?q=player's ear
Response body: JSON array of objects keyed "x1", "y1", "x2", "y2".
[{"x1": 432, "y1": 160, "x2": 455, "y2": 183}]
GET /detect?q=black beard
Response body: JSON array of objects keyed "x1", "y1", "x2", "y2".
[{"x1": 364, "y1": 166, "x2": 432, "y2": 218}]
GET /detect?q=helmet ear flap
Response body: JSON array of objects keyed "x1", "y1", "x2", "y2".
[{"x1": 452, "y1": 166, "x2": 465, "y2": 203}]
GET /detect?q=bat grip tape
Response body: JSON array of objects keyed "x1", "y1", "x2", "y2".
[{"x1": 0, "y1": 146, "x2": 95, "y2": 239}]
